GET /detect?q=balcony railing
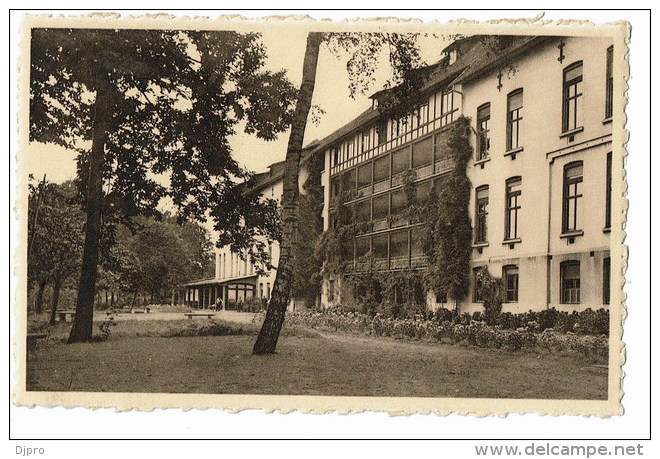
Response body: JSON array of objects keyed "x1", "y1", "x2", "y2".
[
  {"x1": 389, "y1": 256, "x2": 409, "y2": 270},
  {"x1": 372, "y1": 218, "x2": 389, "y2": 232},
  {"x1": 373, "y1": 179, "x2": 389, "y2": 193},
  {"x1": 391, "y1": 172, "x2": 406, "y2": 187},
  {"x1": 416, "y1": 163, "x2": 434, "y2": 179},
  {"x1": 411, "y1": 254, "x2": 429, "y2": 268},
  {"x1": 357, "y1": 184, "x2": 372, "y2": 198},
  {"x1": 435, "y1": 156, "x2": 453, "y2": 174}
]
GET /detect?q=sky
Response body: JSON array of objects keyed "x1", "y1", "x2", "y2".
[{"x1": 24, "y1": 29, "x2": 449, "y2": 182}]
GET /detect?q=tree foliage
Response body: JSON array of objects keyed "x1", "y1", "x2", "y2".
[
  {"x1": 31, "y1": 28, "x2": 295, "y2": 239},
  {"x1": 110, "y1": 215, "x2": 214, "y2": 304},
  {"x1": 30, "y1": 28, "x2": 296, "y2": 341},
  {"x1": 27, "y1": 177, "x2": 85, "y2": 318}
]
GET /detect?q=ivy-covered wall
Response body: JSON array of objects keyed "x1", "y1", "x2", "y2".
[
  {"x1": 420, "y1": 116, "x2": 473, "y2": 306},
  {"x1": 290, "y1": 151, "x2": 325, "y2": 308},
  {"x1": 316, "y1": 116, "x2": 474, "y2": 314}
]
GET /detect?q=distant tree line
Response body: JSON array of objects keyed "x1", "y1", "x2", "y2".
[{"x1": 27, "y1": 175, "x2": 214, "y2": 323}]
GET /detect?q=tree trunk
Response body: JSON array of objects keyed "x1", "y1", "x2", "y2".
[
  {"x1": 253, "y1": 32, "x2": 322, "y2": 355},
  {"x1": 48, "y1": 277, "x2": 64, "y2": 325},
  {"x1": 68, "y1": 81, "x2": 116, "y2": 343},
  {"x1": 34, "y1": 281, "x2": 47, "y2": 314}
]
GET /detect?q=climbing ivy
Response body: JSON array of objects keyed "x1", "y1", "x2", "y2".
[
  {"x1": 319, "y1": 115, "x2": 474, "y2": 315},
  {"x1": 475, "y1": 266, "x2": 503, "y2": 325},
  {"x1": 421, "y1": 116, "x2": 473, "y2": 305},
  {"x1": 291, "y1": 152, "x2": 325, "y2": 308}
]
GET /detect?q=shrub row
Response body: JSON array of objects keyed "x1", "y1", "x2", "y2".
[
  {"x1": 428, "y1": 307, "x2": 610, "y2": 336},
  {"x1": 350, "y1": 304, "x2": 609, "y2": 336},
  {"x1": 283, "y1": 309, "x2": 608, "y2": 358}
]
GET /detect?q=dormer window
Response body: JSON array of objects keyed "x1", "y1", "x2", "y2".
[{"x1": 448, "y1": 49, "x2": 458, "y2": 65}]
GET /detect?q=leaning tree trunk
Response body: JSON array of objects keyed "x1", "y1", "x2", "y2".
[
  {"x1": 48, "y1": 277, "x2": 64, "y2": 325},
  {"x1": 68, "y1": 81, "x2": 116, "y2": 343},
  {"x1": 253, "y1": 32, "x2": 322, "y2": 355}
]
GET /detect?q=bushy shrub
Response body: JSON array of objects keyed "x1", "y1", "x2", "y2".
[
  {"x1": 283, "y1": 308, "x2": 608, "y2": 358},
  {"x1": 239, "y1": 297, "x2": 267, "y2": 313},
  {"x1": 574, "y1": 308, "x2": 609, "y2": 335}
]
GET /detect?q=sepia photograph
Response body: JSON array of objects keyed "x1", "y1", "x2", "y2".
[{"x1": 13, "y1": 12, "x2": 631, "y2": 418}]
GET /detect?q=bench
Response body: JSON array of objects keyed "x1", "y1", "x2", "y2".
[
  {"x1": 184, "y1": 312, "x2": 215, "y2": 319},
  {"x1": 27, "y1": 333, "x2": 47, "y2": 346},
  {"x1": 56, "y1": 310, "x2": 76, "y2": 322}
]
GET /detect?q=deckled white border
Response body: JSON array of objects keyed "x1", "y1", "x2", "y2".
[{"x1": 12, "y1": 12, "x2": 629, "y2": 418}]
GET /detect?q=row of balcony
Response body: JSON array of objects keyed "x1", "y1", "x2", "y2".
[{"x1": 343, "y1": 254, "x2": 430, "y2": 273}]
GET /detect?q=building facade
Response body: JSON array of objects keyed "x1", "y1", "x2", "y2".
[
  {"x1": 180, "y1": 149, "x2": 317, "y2": 310},
  {"x1": 318, "y1": 35, "x2": 614, "y2": 314}
]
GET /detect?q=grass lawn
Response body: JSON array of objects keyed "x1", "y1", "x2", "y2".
[{"x1": 26, "y1": 319, "x2": 607, "y2": 399}]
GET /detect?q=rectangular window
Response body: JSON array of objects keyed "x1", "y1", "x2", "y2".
[
  {"x1": 419, "y1": 103, "x2": 429, "y2": 126},
  {"x1": 355, "y1": 237, "x2": 370, "y2": 258},
  {"x1": 475, "y1": 186, "x2": 489, "y2": 243},
  {"x1": 371, "y1": 194, "x2": 388, "y2": 218},
  {"x1": 605, "y1": 152, "x2": 612, "y2": 229},
  {"x1": 361, "y1": 129, "x2": 371, "y2": 153},
  {"x1": 606, "y1": 46, "x2": 614, "y2": 119},
  {"x1": 390, "y1": 189, "x2": 407, "y2": 227},
  {"x1": 563, "y1": 62, "x2": 583, "y2": 132},
  {"x1": 415, "y1": 180, "x2": 432, "y2": 207},
  {"x1": 503, "y1": 265, "x2": 519, "y2": 303},
  {"x1": 563, "y1": 162, "x2": 583, "y2": 233},
  {"x1": 412, "y1": 137, "x2": 433, "y2": 169},
  {"x1": 355, "y1": 199, "x2": 372, "y2": 224},
  {"x1": 389, "y1": 230, "x2": 409, "y2": 269},
  {"x1": 376, "y1": 120, "x2": 388, "y2": 146},
  {"x1": 391, "y1": 148, "x2": 410, "y2": 177},
  {"x1": 473, "y1": 268, "x2": 484, "y2": 302},
  {"x1": 390, "y1": 118, "x2": 399, "y2": 139},
  {"x1": 373, "y1": 155, "x2": 390, "y2": 191},
  {"x1": 507, "y1": 89, "x2": 523, "y2": 151},
  {"x1": 476, "y1": 103, "x2": 491, "y2": 161},
  {"x1": 357, "y1": 163, "x2": 373, "y2": 196},
  {"x1": 440, "y1": 89, "x2": 455, "y2": 125},
  {"x1": 603, "y1": 256, "x2": 611, "y2": 305},
  {"x1": 505, "y1": 177, "x2": 522, "y2": 240},
  {"x1": 342, "y1": 169, "x2": 356, "y2": 200},
  {"x1": 410, "y1": 227, "x2": 425, "y2": 267},
  {"x1": 561, "y1": 260, "x2": 581, "y2": 304},
  {"x1": 373, "y1": 234, "x2": 389, "y2": 261},
  {"x1": 330, "y1": 176, "x2": 341, "y2": 198}
]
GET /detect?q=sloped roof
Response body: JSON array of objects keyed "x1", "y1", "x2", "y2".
[
  {"x1": 245, "y1": 140, "x2": 321, "y2": 194},
  {"x1": 309, "y1": 35, "x2": 546, "y2": 156},
  {"x1": 240, "y1": 35, "x2": 549, "y2": 195}
]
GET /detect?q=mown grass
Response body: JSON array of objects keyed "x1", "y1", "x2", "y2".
[{"x1": 26, "y1": 332, "x2": 608, "y2": 399}]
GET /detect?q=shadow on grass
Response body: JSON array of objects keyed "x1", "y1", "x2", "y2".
[{"x1": 28, "y1": 316, "x2": 320, "y2": 342}]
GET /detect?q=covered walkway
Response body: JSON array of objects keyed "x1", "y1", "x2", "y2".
[{"x1": 177, "y1": 275, "x2": 258, "y2": 310}]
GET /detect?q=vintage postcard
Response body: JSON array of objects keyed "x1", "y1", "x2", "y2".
[{"x1": 13, "y1": 12, "x2": 629, "y2": 417}]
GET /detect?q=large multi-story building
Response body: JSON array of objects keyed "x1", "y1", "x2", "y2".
[
  {"x1": 317, "y1": 35, "x2": 614, "y2": 313},
  {"x1": 183, "y1": 34, "x2": 615, "y2": 315}
]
